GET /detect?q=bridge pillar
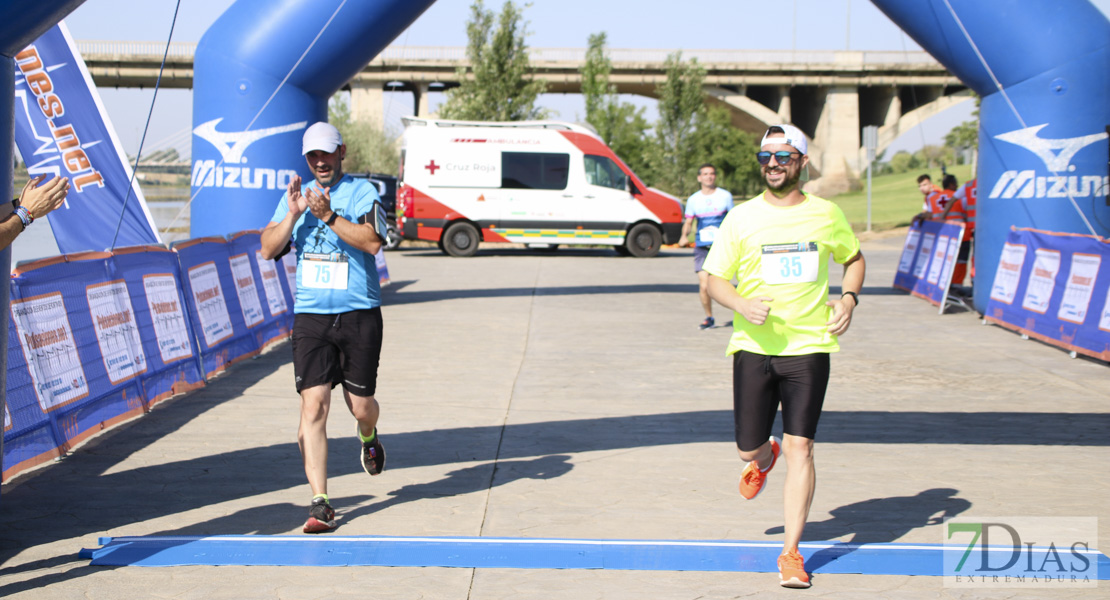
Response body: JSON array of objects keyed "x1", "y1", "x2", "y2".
[
  {"x1": 777, "y1": 86, "x2": 792, "y2": 122},
  {"x1": 808, "y1": 85, "x2": 862, "y2": 196},
  {"x1": 350, "y1": 81, "x2": 384, "y2": 126},
  {"x1": 415, "y1": 82, "x2": 431, "y2": 117}
]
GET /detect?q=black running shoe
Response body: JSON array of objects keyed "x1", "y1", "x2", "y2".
[
  {"x1": 699, "y1": 316, "x2": 715, "y2": 330},
  {"x1": 360, "y1": 428, "x2": 386, "y2": 476},
  {"x1": 303, "y1": 497, "x2": 336, "y2": 533}
]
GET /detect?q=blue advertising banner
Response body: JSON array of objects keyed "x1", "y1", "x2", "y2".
[
  {"x1": 12, "y1": 22, "x2": 160, "y2": 253},
  {"x1": 107, "y1": 246, "x2": 205, "y2": 406},
  {"x1": 8, "y1": 251, "x2": 147, "y2": 465},
  {"x1": 171, "y1": 237, "x2": 260, "y2": 378},
  {"x1": 985, "y1": 228, "x2": 1110, "y2": 361},
  {"x1": 227, "y1": 230, "x2": 292, "y2": 352},
  {"x1": 892, "y1": 220, "x2": 966, "y2": 312}
]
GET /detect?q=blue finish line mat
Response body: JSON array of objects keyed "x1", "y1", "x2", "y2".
[{"x1": 79, "y1": 535, "x2": 1110, "y2": 578}]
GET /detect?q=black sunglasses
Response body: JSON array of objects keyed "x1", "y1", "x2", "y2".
[{"x1": 756, "y1": 151, "x2": 801, "y2": 166}]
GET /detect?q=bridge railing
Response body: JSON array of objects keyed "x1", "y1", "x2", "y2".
[{"x1": 75, "y1": 41, "x2": 940, "y2": 65}]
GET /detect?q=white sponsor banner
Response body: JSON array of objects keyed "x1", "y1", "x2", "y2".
[
  {"x1": 1100, "y1": 280, "x2": 1110, "y2": 332},
  {"x1": 991, "y1": 243, "x2": 1028, "y2": 305},
  {"x1": 1021, "y1": 249, "x2": 1061, "y2": 315},
  {"x1": 255, "y1": 250, "x2": 288, "y2": 317},
  {"x1": 229, "y1": 254, "x2": 264, "y2": 328},
  {"x1": 913, "y1": 233, "x2": 935, "y2": 279},
  {"x1": 188, "y1": 262, "x2": 233, "y2": 347},
  {"x1": 143, "y1": 274, "x2": 193, "y2": 363},
  {"x1": 939, "y1": 236, "x2": 960, "y2": 292},
  {"x1": 1057, "y1": 253, "x2": 1101, "y2": 324},
  {"x1": 10, "y1": 293, "x2": 88, "y2": 411},
  {"x1": 86, "y1": 280, "x2": 147, "y2": 385},
  {"x1": 926, "y1": 234, "x2": 950, "y2": 285},
  {"x1": 897, "y1": 230, "x2": 921, "y2": 274}
]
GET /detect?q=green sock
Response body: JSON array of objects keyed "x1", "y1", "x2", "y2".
[
  {"x1": 313, "y1": 493, "x2": 329, "y2": 503},
  {"x1": 357, "y1": 426, "x2": 376, "y2": 444}
]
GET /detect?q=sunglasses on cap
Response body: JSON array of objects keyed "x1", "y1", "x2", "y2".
[{"x1": 756, "y1": 151, "x2": 801, "y2": 166}]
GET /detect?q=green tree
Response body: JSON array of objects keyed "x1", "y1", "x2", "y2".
[
  {"x1": 439, "y1": 0, "x2": 547, "y2": 121},
  {"x1": 328, "y1": 96, "x2": 400, "y2": 175},
  {"x1": 888, "y1": 150, "x2": 917, "y2": 174},
  {"x1": 649, "y1": 52, "x2": 707, "y2": 197},
  {"x1": 581, "y1": 32, "x2": 652, "y2": 179},
  {"x1": 690, "y1": 105, "x2": 761, "y2": 198}
]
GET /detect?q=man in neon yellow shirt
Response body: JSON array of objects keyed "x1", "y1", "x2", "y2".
[{"x1": 704, "y1": 124, "x2": 866, "y2": 589}]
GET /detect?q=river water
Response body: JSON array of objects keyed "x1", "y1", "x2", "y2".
[{"x1": 10, "y1": 194, "x2": 192, "y2": 267}]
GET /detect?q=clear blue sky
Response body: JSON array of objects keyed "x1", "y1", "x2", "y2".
[{"x1": 61, "y1": 0, "x2": 1110, "y2": 159}]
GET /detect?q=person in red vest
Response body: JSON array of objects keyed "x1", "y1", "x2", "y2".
[
  {"x1": 914, "y1": 173, "x2": 957, "y2": 223},
  {"x1": 941, "y1": 178, "x2": 977, "y2": 290}
]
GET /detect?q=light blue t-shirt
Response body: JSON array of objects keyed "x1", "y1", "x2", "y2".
[
  {"x1": 684, "y1": 187, "x2": 734, "y2": 248},
  {"x1": 269, "y1": 174, "x2": 387, "y2": 314}
]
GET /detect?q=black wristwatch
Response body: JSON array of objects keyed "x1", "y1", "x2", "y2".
[
  {"x1": 325, "y1": 212, "x2": 338, "y2": 227},
  {"x1": 842, "y1": 291, "x2": 859, "y2": 306}
]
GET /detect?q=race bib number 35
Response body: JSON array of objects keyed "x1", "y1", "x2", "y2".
[
  {"x1": 302, "y1": 253, "x2": 349, "y2": 290},
  {"x1": 761, "y1": 242, "x2": 819, "y2": 285}
]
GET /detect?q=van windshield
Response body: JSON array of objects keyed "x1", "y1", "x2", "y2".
[
  {"x1": 501, "y1": 152, "x2": 569, "y2": 190},
  {"x1": 584, "y1": 155, "x2": 628, "y2": 191}
]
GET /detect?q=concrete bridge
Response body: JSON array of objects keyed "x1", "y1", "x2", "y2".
[{"x1": 76, "y1": 41, "x2": 970, "y2": 194}]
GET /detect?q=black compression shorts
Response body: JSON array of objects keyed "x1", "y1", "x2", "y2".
[
  {"x1": 732, "y1": 351, "x2": 830, "y2": 451},
  {"x1": 292, "y1": 308, "x2": 383, "y2": 396}
]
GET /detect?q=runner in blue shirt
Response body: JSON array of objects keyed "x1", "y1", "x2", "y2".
[
  {"x1": 678, "y1": 163, "x2": 734, "y2": 329},
  {"x1": 260, "y1": 122, "x2": 389, "y2": 533}
]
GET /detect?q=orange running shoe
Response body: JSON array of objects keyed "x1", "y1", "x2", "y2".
[
  {"x1": 738, "y1": 436, "x2": 781, "y2": 500},
  {"x1": 778, "y1": 550, "x2": 811, "y2": 588}
]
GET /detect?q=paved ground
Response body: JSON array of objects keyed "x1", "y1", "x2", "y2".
[{"x1": 2, "y1": 230, "x2": 1108, "y2": 599}]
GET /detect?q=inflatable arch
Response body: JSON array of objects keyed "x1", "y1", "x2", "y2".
[
  {"x1": 189, "y1": 0, "x2": 437, "y2": 238},
  {"x1": 871, "y1": 0, "x2": 1110, "y2": 313}
]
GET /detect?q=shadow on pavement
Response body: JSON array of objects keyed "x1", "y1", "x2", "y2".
[{"x1": 764, "y1": 487, "x2": 972, "y2": 572}]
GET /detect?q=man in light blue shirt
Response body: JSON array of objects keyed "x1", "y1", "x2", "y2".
[
  {"x1": 260, "y1": 122, "x2": 389, "y2": 533},
  {"x1": 678, "y1": 163, "x2": 734, "y2": 329}
]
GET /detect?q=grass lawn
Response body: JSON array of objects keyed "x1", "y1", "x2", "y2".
[{"x1": 827, "y1": 164, "x2": 974, "y2": 232}]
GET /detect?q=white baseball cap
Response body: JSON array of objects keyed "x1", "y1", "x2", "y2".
[
  {"x1": 302, "y1": 122, "x2": 343, "y2": 155},
  {"x1": 760, "y1": 124, "x2": 807, "y2": 155}
]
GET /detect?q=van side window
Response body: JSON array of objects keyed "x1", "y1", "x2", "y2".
[
  {"x1": 584, "y1": 155, "x2": 629, "y2": 191},
  {"x1": 502, "y1": 152, "x2": 570, "y2": 190}
]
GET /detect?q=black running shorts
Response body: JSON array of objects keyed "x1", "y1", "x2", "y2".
[
  {"x1": 292, "y1": 308, "x2": 383, "y2": 396},
  {"x1": 732, "y1": 351, "x2": 830, "y2": 451}
]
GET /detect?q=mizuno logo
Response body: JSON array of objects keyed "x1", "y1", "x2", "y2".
[
  {"x1": 192, "y1": 118, "x2": 306, "y2": 164},
  {"x1": 994, "y1": 124, "x2": 1107, "y2": 173},
  {"x1": 990, "y1": 124, "x2": 1108, "y2": 200}
]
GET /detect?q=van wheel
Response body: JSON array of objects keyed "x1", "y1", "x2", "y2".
[
  {"x1": 623, "y1": 223, "x2": 662, "y2": 257},
  {"x1": 384, "y1": 220, "x2": 402, "y2": 251},
  {"x1": 443, "y1": 222, "x2": 480, "y2": 257}
]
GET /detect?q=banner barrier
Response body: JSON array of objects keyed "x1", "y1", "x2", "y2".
[
  {"x1": 4, "y1": 230, "x2": 392, "y2": 482},
  {"x1": 892, "y1": 220, "x2": 966, "y2": 313},
  {"x1": 984, "y1": 228, "x2": 1110, "y2": 361},
  {"x1": 5, "y1": 247, "x2": 204, "y2": 480},
  {"x1": 227, "y1": 231, "x2": 293, "y2": 352},
  {"x1": 170, "y1": 237, "x2": 261, "y2": 379}
]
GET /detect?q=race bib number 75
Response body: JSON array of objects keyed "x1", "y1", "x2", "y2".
[
  {"x1": 302, "y1": 253, "x2": 349, "y2": 290},
  {"x1": 761, "y1": 242, "x2": 819, "y2": 285}
]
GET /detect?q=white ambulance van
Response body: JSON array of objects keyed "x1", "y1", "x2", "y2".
[{"x1": 397, "y1": 117, "x2": 683, "y2": 257}]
